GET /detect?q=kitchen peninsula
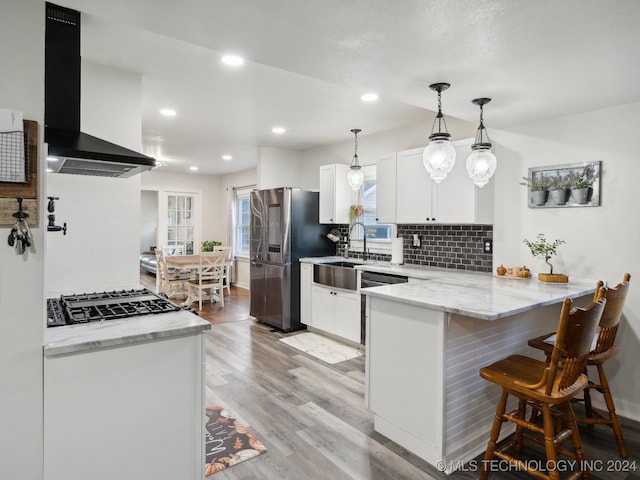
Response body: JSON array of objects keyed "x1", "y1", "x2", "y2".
[
  {"x1": 361, "y1": 268, "x2": 595, "y2": 474},
  {"x1": 44, "y1": 310, "x2": 211, "y2": 480}
]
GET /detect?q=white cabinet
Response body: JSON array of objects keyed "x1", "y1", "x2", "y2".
[
  {"x1": 300, "y1": 263, "x2": 312, "y2": 325},
  {"x1": 319, "y1": 164, "x2": 352, "y2": 224},
  {"x1": 310, "y1": 284, "x2": 361, "y2": 344},
  {"x1": 395, "y1": 147, "x2": 437, "y2": 223},
  {"x1": 375, "y1": 139, "x2": 494, "y2": 224},
  {"x1": 44, "y1": 331, "x2": 206, "y2": 480}
]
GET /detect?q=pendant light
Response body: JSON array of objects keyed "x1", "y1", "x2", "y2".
[
  {"x1": 466, "y1": 98, "x2": 497, "y2": 188},
  {"x1": 347, "y1": 128, "x2": 364, "y2": 190},
  {"x1": 423, "y1": 83, "x2": 456, "y2": 183}
]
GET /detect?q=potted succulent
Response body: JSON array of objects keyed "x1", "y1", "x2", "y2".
[
  {"x1": 547, "y1": 176, "x2": 569, "y2": 205},
  {"x1": 523, "y1": 233, "x2": 568, "y2": 283},
  {"x1": 521, "y1": 176, "x2": 548, "y2": 206}
]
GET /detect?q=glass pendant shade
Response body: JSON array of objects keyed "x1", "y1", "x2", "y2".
[
  {"x1": 423, "y1": 138, "x2": 456, "y2": 183},
  {"x1": 466, "y1": 97, "x2": 496, "y2": 188},
  {"x1": 423, "y1": 83, "x2": 456, "y2": 183},
  {"x1": 347, "y1": 128, "x2": 364, "y2": 190},
  {"x1": 466, "y1": 148, "x2": 497, "y2": 187},
  {"x1": 347, "y1": 166, "x2": 364, "y2": 190}
]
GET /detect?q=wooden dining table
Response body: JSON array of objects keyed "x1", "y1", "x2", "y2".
[{"x1": 162, "y1": 254, "x2": 233, "y2": 306}]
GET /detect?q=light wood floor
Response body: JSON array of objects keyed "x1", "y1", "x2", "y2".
[{"x1": 140, "y1": 271, "x2": 640, "y2": 479}]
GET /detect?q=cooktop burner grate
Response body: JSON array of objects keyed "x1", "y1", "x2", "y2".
[{"x1": 47, "y1": 288, "x2": 183, "y2": 327}]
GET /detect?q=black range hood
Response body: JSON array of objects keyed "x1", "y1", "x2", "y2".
[{"x1": 45, "y1": 3, "x2": 155, "y2": 178}]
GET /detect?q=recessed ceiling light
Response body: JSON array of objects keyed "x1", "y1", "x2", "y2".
[
  {"x1": 222, "y1": 155, "x2": 233, "y2": 161},
  {"x1": 272, "y1": 126, "x2": 286, "y2": 134},
  {"x1": 160, "y1": 108, "x2": 177, "y2": 116},
  {"x1": 47, "y1": 156, "x2": 59, "y2": 162},
  {"x1": 46, "y1": 168, "x2": 54, "y2": 173},
  {"x1": 190, "y1": 166, "x2": 198, "y2": 171},
  {"x1": 361, "y1": 93, "x2": 379, "y2": 102},
  {"x1": 221, "y1": 55, "x2": 244, "y2": 66}
]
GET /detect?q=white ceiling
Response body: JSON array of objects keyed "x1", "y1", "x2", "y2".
[{"x1": 58, "y1": 0, "x2": 640, "y2": 175}]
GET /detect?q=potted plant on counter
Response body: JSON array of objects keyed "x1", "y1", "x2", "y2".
[{"x1": 523, "y1": 233, "x2": 568, "y2": 283}]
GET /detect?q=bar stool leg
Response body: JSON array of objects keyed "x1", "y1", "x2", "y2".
[
  {"x1": 597, "y1": 364, "x2": 628, "y2": 458},
  {"x1": 480, "y1": 390, "x2": 509, "y2": 480},
  {"x1": 583, "y1": 367, "x2": 594, "y2": 420},
  {"x1": 541, "y1": 404, "x2": 561, "y2": 480},
  {"x1": 513, "y1": 398, "x2": 527, "y2": 460},
  {"x1": 564, "y1": 402, "x2": 591, "y2": 479}
]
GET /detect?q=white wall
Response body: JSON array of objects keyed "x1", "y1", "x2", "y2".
[
  {"x1": 0, "y1": 1, "x2": 44, "y2": 478},
  {"x1": 141, "y1": 170, "x2": 224, "y2": 245},
  {"x1": 257, "y1": 146, "x2": 302, "y2": 189},
  {"x1": 46, "y1": 62, "x2": 144, "y2": 294},
  {"x1": 492, "y1": 101, "x2": 640, "y2": 420}
]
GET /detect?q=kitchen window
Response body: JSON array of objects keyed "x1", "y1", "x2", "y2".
[{"x1": 352, "y1": 178, "x2": 391, "y2": 243}]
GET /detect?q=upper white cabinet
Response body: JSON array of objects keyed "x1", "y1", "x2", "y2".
[
  {"x1": 376, "y1": 139, "x2": 494, "y2": 224},
  {"x1": 319, "y1": 164, "x2": 352, "y2": 224}
]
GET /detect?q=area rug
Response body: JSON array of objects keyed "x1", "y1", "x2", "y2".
[
  {"x1": 205, "y1": 405, "x2": 267, "y2": 476},
  {"x1": 279, "y1": 332, "x2": 363, "y2": 364}
]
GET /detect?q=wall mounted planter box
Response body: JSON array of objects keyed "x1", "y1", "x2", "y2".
[{"x1": 527, "y1": 161, "x2": 601, "y2": 209}]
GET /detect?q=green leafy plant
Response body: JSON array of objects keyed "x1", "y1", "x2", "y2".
[
  {"x1": 523, "y1": 234, "x2": 565, "y2": 274},
  {"x1": 571, "y1": 172, "x2": 593, "y2": 189},
  {"x1": 547, "y1": 177, "x2": 569, "y2": 190},
  {"x1": 201, "y1": 240, "x2": 222, "y2": 252},
  {"x1": 520, "y1": 176, "x2": 548, "y2": 191}
]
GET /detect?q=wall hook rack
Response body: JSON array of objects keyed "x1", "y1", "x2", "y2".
[
  {"x1": 7, "y1": 198, "x2": 32, "y2": 255},
  {"x1": 47, "y1": 196, "x2": 67, "y2": 235}
]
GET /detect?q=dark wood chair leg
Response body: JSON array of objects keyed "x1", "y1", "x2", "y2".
[
  {"x1": 597, "y1": 364, "x2": 628, "y2": 458},
  {"x1": 564, "y1": 402, "x2": 591, "y2": 479},
  {"x1": 513, "y1": 398, "x2": 527, "y2": 460},
  {"x1": 583, "y1": 366, "x2": 594, "y2": 420},
  {"x1": 480, "y1": 390, "x2": 508, "y2": 480}
]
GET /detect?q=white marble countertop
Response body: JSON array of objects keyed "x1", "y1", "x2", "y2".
[
  {"x1": 300, "y1": 256, "x2": 596, "y2": 321},
  {"x1": 363, "y1": 272, "x2": 596, "y2": 321},
  {"x1": 44, "y1": 310, "x2": 211, "y2": 357}
]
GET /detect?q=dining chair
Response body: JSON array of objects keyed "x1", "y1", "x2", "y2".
[
  {"x1": 213, "y1": 245, "x2": 233, "y2": 295},
  {"x1": 187, "y1": 251, "x2": 226, "y2": 310},
  {"x1": 479, "y1": 290, "x2": 606, "y2": 480},
  {"x1": 155, "y1": 248, "x2": 190, "y2": 301},
  {"x1": 528, "y1": 273, "x2": 631, "y2": 458}
]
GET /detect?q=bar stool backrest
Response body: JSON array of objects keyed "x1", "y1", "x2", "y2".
[
  {"x1": 593, "y1": 273, "x2": 631, "y2": 355},
  {"x1": 546, "y1": 292, "x2": 605, "y2": 395}
]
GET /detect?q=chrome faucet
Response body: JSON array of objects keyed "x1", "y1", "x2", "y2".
[{"x1": 349, "y1": 222, "x2": 368, "y2": 261}]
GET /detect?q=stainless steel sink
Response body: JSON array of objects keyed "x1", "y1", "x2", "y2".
[
  {"x1": 313, "y1": 262, "x2": 359, "y2": 290},
  {"x1": 321, "y1": 261, "x2": 361, "y2": 268}
]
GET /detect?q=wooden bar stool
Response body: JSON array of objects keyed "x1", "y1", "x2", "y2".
[
  {"x1": 479, "y1": 292, "x2": 605, "y2": 480},
  {"x1": 528, "y1": 273, "x2": 631, "y2": 458}
]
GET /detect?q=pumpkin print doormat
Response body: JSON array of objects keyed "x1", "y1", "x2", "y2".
[{"x1": 205, "y1": 405, "x2": 267, "y2": 476}]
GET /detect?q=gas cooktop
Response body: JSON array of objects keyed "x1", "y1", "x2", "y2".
[{"x1": 47, "y1": 288, "x2": 183, "y2": 327}]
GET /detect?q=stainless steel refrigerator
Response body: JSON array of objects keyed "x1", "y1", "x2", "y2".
[{"x1": 250, "y1": 187, "x2": 334, "y2": 331}]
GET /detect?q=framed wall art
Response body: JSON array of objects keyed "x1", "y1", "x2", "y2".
[{"x1": 524, "y1": 161, "x2": 601, "y2": 209}]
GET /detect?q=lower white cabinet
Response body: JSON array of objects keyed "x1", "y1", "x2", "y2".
[
  {"x1": 44, "y1": 332, "x2": 206, "y2": 480},
  {"x1": 310, "y1": 284, "x2": 361, "y2": 344}
]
